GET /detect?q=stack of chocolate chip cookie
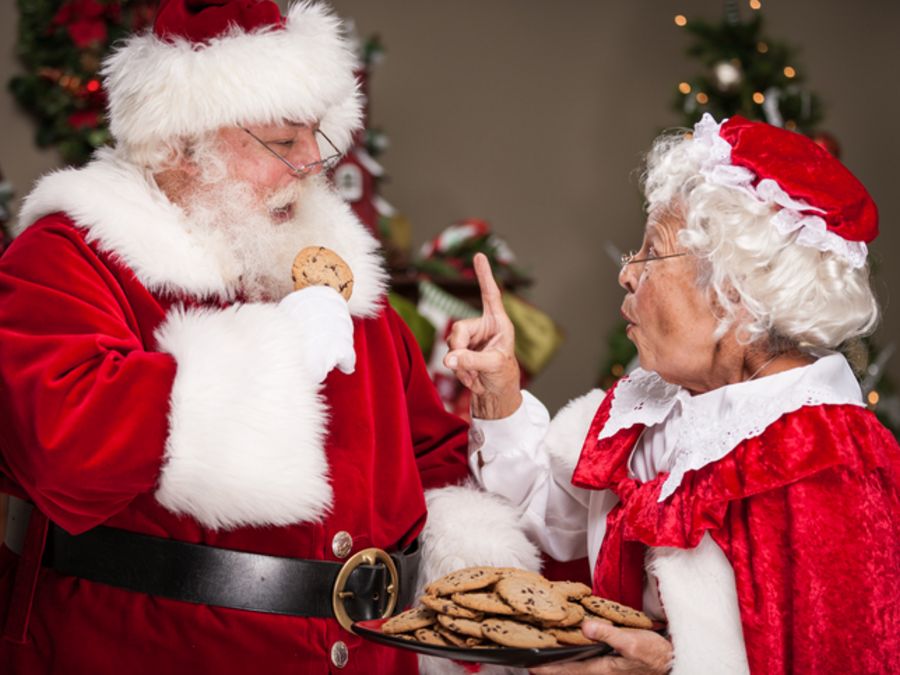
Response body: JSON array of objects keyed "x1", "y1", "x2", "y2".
[{"x1": 379, "y1": 566, "x2": 655, "y2": 650}]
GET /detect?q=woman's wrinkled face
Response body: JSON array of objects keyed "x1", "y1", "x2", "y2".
[{"x1": 618, "y1": 206, "x2": 722, "y2": 389}]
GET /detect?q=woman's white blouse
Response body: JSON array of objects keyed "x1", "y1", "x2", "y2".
[{"x1": 468, "y1": 353, "x2": 864, "y2": 613}]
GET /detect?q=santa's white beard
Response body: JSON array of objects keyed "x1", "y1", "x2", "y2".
[{"x1": 181, "y1": 176, "x2": 324, "y2": 302}]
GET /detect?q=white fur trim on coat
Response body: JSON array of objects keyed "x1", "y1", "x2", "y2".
[
  {"x1": 102, "y1": 2, "x2": 362, "y2": 153},
  {"x1": 417, "y1": 482, "x2": 541, "y2": 595},
  {"x1": 418, "y1": 482, "x2": 541, "y2": 675},
  {"x1": 541, "y1": 388, "x2": 606, "y2": 477},
  {"x1": 154, "y1": 302, "x2": 331, "y2": 530},
  {"x1": 650, "y1": 534, "x2": 750, "y2": 674},
  {"x1": 16, "y1": 149, "x2": 387, "y2": 316}
]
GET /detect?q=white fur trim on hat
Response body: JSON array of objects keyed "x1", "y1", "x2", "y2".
[
  {"x1": 154, "y1": 302, "x2": 332, "y2": 530},
  {"x1": 102, "y1": 2, "x2": 362, "y2": 153}
]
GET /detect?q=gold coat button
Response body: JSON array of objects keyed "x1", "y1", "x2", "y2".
[
  {"x1": 331, "y1": 640, "x2": 349, "y2": 668},
  {"x1": 332, "y1": 531, "x2": 353, "y2": 559}
]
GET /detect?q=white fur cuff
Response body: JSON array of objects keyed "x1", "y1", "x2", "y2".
[
  {"x1": 154, "y1": 303, "x2": 332, "y2": 530},
  {"x1": 418, "y1": 482, "x2": 540, "y2": 675},
  {"x1": 417, "y1": 482, "x2": 541, "y2": 595}
]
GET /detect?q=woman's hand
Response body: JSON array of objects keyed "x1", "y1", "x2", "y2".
[
  {"x1": 530, "y1": 620, "x2": 672, "y2": 674},
  {"x1": 443, "y1": 253, "x2": 522, "y2": 419}
]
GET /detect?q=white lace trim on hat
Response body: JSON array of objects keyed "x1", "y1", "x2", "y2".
[
  {"x1": 691, "y1": 113, "x2": 868, "y2": 269},
  {"x1": 598, "y1": 353, "x2": 865, "y2": 501}
]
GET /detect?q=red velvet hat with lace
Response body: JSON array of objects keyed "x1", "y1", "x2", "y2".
[
  {"x1": 691, "y1": 113, "x2": 878, "y2": 268},
  {"x1": 102, "y1": 0, "x2": 361, "y2": 155}
]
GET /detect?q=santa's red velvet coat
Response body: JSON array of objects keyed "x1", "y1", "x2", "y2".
[
  {"x1": 572, "y1": 380, "x2": 900, "y2": 674},
  {"x1": 0, "y1": 151, "x2": 539, "y2": 674}
]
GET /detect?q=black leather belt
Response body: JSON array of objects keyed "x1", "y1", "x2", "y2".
[{"x1": 41, "y1": 523, "x2": 420, "y2": 630}]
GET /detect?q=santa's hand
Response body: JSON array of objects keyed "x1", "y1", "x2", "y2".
[
  {"x1": 529, "y1": 621, "x2": 673, "y2": 675},
  {"x1": 443, "y1": 253, "x2": 521, "y2": 419},
  {"x1": 279, "y1": 285, "x2": 356, "y2": 382}
]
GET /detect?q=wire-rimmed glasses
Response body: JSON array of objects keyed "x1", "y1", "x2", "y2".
[
  {"x1": 241, "y1": 126, "x2": 342, "y2": 177},
  {"x1": 619, "y1": 250, "x2": 688, "y2": 267}
]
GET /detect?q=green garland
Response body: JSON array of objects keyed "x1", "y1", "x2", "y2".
[{"x1": 8, "y1": 0, "x2": 155, "y2": 166}]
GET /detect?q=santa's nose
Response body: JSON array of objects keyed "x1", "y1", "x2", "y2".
[{"x1": 288, "y1": 128, "x2": 323, "y2": 176}]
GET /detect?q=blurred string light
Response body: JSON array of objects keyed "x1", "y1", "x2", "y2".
[
  {"x1": 783, "y1": 66, "x2": 796, "y2": 78},
  {"x1": 696, "y1": 92, "x2": 709, "y2": 104},
  {"x1": 678, "y1": 82, "x2": 692, "y2": 94},
  {"x1": 749, "y1": 0, "x2": 762, "y2": 9},
  {"x1": 674, "y1": 15, "x2": 688, "y2": 26},
  {"x1": 752, "y1": 91, "x2": 765, "y2": 104}
]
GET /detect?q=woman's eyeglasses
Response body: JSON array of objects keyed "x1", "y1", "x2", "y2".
[{"x1": 620, "y1": 251, "x2": 688, "y2": 267}]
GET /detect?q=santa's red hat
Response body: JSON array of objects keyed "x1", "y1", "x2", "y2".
[
  {"x1": 102, "y1": 0, "x2": 361, "y2": 154},
  {"x1": 690, "y1": 113, "x2": 878, "y2": 268}
]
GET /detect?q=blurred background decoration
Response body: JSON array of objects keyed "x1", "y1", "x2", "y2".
[
  {"x1": 8, "y1": 0, "x2": 156, "y2": 167},
  {"x1": 332, "y1": 34, "x2": 564, "y2": 418}
]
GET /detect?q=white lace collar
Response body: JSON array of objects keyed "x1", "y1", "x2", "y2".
[{"x1": 599, "y1": 353, "x2": 864, "y2": 501}]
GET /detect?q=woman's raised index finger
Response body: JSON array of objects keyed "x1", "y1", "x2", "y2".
[{"x1": 473, "y1": 253, "x2": 505, "y2": 315}]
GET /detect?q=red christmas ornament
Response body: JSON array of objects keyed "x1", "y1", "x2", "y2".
[
  {"x1": 52, "y1": 0, "x2": 110, "y2": 48},
  {"x1": 68, "y1": 109, "x2": 102, "y2": 130}
]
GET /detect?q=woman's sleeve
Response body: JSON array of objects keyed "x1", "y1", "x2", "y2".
[{"x1": 470, "y1": 389, "x2": 605, "y2": 561}]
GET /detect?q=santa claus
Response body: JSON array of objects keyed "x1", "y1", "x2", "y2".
[
  {"x1": 0, "y1": 1, "x2": 538, "y2": 673},
  {"x1": 445, "y1": 114, "x2": 900, "y2": 674}
]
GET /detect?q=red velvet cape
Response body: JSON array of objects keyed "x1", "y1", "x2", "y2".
[{"x1": 573, "y1": 381, "x2": 900, "y2": 674}]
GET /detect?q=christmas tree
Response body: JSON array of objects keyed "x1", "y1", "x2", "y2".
[
  {"x1": 8, "y1": 0, "x2": 157, "y2": 166},
  {"x1": 672, "y1": 0, "x2": 823, "y2": 134}
]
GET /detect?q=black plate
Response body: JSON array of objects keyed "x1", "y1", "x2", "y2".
[{"x1": 353, "y1": 618, "x2": 613, "y2": 668}]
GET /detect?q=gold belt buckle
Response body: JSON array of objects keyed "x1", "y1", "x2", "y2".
[{"x1": 332, "y1": 547, "x2": 399, "y2": 633}]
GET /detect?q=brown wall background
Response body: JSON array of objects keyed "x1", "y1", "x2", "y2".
[{"x1": 2, "y1": 1, "x2": 898, "y2": 414}]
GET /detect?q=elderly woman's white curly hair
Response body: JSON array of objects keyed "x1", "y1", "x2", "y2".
[{"x1": 642, "y1": 130, "x2": 879, "y2": 352}]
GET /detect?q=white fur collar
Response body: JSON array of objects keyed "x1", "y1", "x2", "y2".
[{"x1": 17, "y1": 148, "x2": 387, "y2": 317}]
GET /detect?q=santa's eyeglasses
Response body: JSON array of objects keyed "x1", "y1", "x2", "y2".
[{"x1": 240, "y1": 126, "x2": 342, "y2": 177}]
